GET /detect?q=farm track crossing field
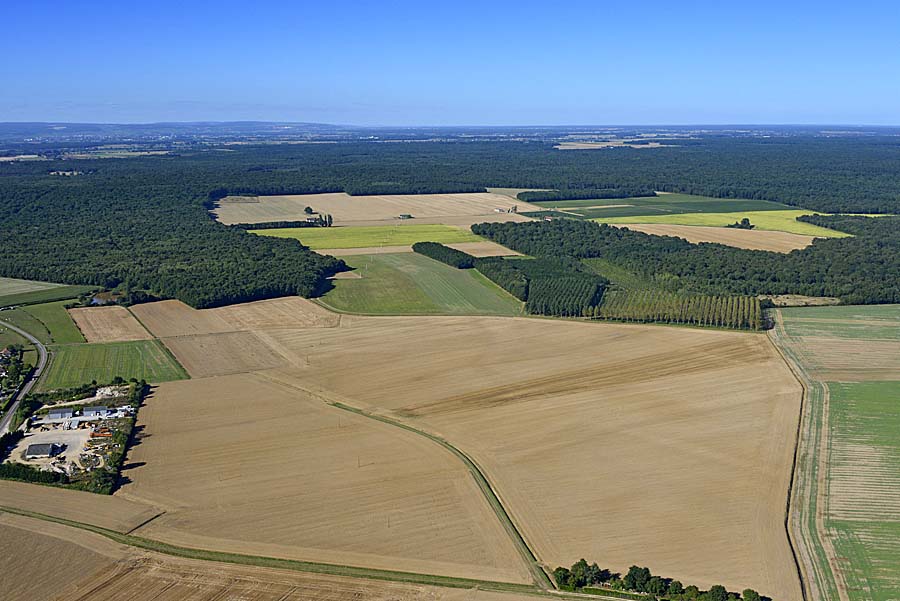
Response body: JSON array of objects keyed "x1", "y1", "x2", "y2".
[
  {"x1": 318, "y1": 253, "x2": 523, "y2": 316},
  {"x1": 38, "y1": 339, "x2": 188, "y2": 391},
  {"x1": 774, "y1": 305, "x2": 900, "y2": 601},
  {"x1": 0, "y1": 514, "x2": 549, "y2": 601},
  {"x1": 257, "y1": 315, "x2": 802, "y2": 599},
  {"x1": 596, "y1": 209, "x2": 849, "y2": 237},
  {"x1": 252, "y1": 224, "x2": 483, "y2": 250},
  {"x1": 119, "y1": 372, "x2": 532, "y2": 584},
  {"x1": 213, "y1": 192, "x2": 544, "y2": 226},
  {"x1": 614, "y1": 223, "x2": 816, "y2": 252}
]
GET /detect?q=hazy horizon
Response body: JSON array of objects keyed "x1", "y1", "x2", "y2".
[{"x1": 4, "y1": 1, "x2": 900, "y2": 125}]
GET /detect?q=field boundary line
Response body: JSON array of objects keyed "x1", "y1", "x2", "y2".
[
  {"x1": 768, "y1": 310, "x2": 846, "y2": 601},
  {"x1": 0, "y1": 506, "x2": 645, "y2": 600},
  {"x1": 253, "y1": 371, "x2": 553, "y2": 589}
]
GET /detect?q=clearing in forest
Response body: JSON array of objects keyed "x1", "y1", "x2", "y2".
[
  {"x1": 68, "y1": 306, "x2": 153, "y2": 342},
  {"x1": 318, "y1": 253, "x2": 523, "y2": 316},
  {"x1": 252, "y1": 224, "x2": 483, "y2": 250},
  {"x1": 595, "y1": 209, "x2": 848, "y2": 237},
  {"x1": 212, "y1": 191, "x2": 543, "y2": 226},
  {"x1": 774, "y1": 304, "x2": 900, "y2": 601}
]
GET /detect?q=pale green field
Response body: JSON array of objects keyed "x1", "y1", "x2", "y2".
[
  {"x1": 594, "y1": 210, "x2": 850, "y2": 237},
  {"x1": 251, "y1": 224, "x2": 483, "y2": 250}
]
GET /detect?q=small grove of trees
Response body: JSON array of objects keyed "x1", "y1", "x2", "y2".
[
  {"x1": 725, "y1": 218, "x2": 754, "y2": 230},
  {"x1": 412, "y1": 242, "x2": 476, "y2": 268},
  {"x1": 553, "y1": 560, "x2": 767, "y2": 601},
  {"x1": 595, "y1": 289, "x2": 763, "y2": 330}
]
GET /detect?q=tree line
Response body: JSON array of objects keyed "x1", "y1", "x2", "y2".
[
  {"x1": 554, "y1": 559, "x2": 767, "y2": 601},
  {"x1": 412, "y1": 242, "x2": 476, "y2": 268},
  {"x1": 517, "y1": 187, "x2": 657, "y2": 202}
]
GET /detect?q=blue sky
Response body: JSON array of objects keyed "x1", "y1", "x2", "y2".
[{"x1": 2, "y1": 1, "x2": 899, "y2": 125}]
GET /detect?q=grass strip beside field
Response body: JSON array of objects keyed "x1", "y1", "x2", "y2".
[
  {"x1": 251, "y1": 224, "x2": 483, "y2": 250},
  {"x1": 593, "y1": 210, "x2": 849, "y2": 237},
  {"x1": 23, "y1": 301, "x2": 85, "y2": 344},
  {"x1": 319, "y1": 253, "x2": 523, "y2": 316},
  {"x1": 38, "y1": 339, "x2": 188, "y2": 391}
]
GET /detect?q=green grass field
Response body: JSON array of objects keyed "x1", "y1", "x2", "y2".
[
  {"x1": 22, "y1": 300, "x2": 85, "y2": 344},
  {"x1": 595, "y1": 209, "x2": 849, "y2": 237},
  {"x1": 251, "y1": 224, "x2": 483, "y2": 250},
  {"x1": 0, "y1": 308, "x2": 52, "y2": 344},
  {"x1": 38, "y1": 340, "x2": 188, "y2": 391},
  {"x1": 777, "y1": 304, "x2": 900, "y2": 601},
  {"x1": 827, "y1": 381, "x2": 900, "y2": 600},
  {"x1": 0, "y1": 276, "x2": 94, "y2": 307},
  {"x1": 319, "y1": 253, "x2": 523, "y2": 316}
]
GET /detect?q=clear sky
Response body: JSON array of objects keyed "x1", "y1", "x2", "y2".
[{"x1": 2, "y1": 0, "x2": 899, "y2": 125}]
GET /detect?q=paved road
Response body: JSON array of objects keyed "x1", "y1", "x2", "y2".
[{"x1": 0, "y1": 317, "x2": 48, "y2": 435}]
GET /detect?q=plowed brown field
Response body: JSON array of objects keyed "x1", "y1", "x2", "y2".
[{"x1": 69, "y1": 306, "x2": 153, "y2": 342}]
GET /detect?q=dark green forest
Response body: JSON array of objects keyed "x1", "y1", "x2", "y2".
[
  {"x1": 472, "y1": 218, "x2": 900, "y2": 304},
  {"x1": 1, "y1": 137, "x2": 899, "y2": 307}
]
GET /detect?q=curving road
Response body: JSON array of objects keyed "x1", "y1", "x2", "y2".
[{"x1": 0, "y1": 317, "x2": 48, "y2": 435}]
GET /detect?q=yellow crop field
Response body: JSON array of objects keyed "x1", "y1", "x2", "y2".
[{"x1": 596, "y1": 209, "x2": 850, "y2": 237}]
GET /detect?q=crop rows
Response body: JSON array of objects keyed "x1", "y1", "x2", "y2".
[{"x1": 594, "y1": 289, "x2": 762, "y2": 330}]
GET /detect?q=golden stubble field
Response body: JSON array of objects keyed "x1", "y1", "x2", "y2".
[
  {"x1": 0, "y1": 513, "x2": 545, "y2": 601},
  {"x1": 119, "y1": 371, "x2": 532, "y2": 584},
  {"x1": 211, "y1": 192, "x2": 543, "y2": 226},
  {"x1": 69, "y1": 306, "x2": 153, "y2": 342},
  {"x1": 122, "y1": 299, "x2": 803, "y2": 598},
  {"x1": 616, "y1": 223, "x2": 816, "y2": 252}
]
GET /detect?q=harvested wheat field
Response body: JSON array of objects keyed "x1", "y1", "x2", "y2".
[
  {"x1": 68, "y1": 306, "x2": 153, "y2": 342},
  {"x1": 0, "y1": 512, "x2": 134, "y2": 601},
  {"x1": 212, "y1": 192, "x2": 543, "y2": 226},
  {"x1": 257, "y1": 316, "x2": 802, "y2": 599},
  {"x1": 161, "y1": 331, "x2": 288, "y2": 378},
  {"x1": 70, "y1": 557, "x2": 545, "y2": 601},
  {"x1": 118, "y1": 372, "x2": 531, "y2": 584},
  {"x1": 616, "y1": 223, "x2": 816, "y2": 252},
  {"x1": 0, "y1": 480, "x2": 159, "y2": 532},
  {"x1": 0, "y1": 512, "x2": 541, "y2": 601}
]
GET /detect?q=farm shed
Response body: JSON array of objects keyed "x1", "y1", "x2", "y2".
[
  {"x1": 48, "y1": 408, "x2": 73, "y2": 420},
  {"x1": 82, "y1": 406, "x2": 108, "y2": 418},
  {"x1": 24, "y1": 443, "x2": 62, "y2": 459}
]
